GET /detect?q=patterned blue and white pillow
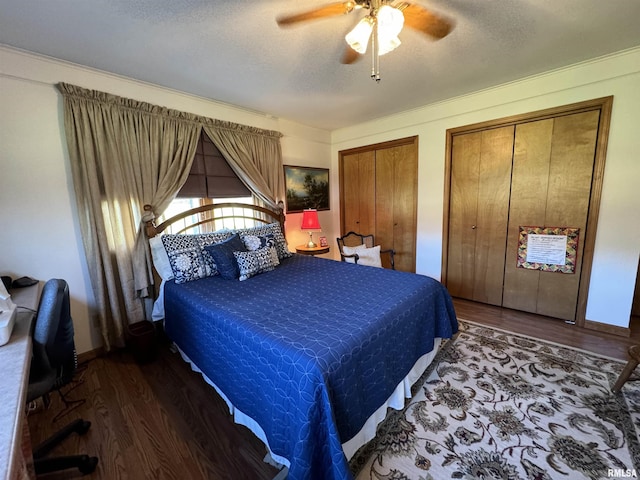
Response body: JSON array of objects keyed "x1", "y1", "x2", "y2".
[
  {"x1": 241, "y1": 233, "x2": 276, "y2": 252},
  {"x1": 234, "y1": 245, "x2": 280, "y2": 281},
  {"x1": 235, "y1": 223, "x2": 292, "y2": 260},
  {"x1": 161, "y1": 231, "x2": 233, "y2": 283},
  {"x1": 161, "y1": 234, "x2": 208, "y2": 284}
]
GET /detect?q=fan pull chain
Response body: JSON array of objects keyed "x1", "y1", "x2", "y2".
[{"x1": 371, "y1": 21, "x2": 381, "y2": 82}]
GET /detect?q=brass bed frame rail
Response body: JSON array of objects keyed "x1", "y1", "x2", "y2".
[{"x1": 144, "y1": 202, "x2": 286, "y2": 238}]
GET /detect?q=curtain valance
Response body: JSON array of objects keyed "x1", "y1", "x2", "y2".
[{"x1": 57, "y1": 83, "x2": 283, "y2": 138}]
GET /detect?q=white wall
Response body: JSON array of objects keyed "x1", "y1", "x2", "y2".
[
  {"x1": 2, "y1": 45, "x2": 638, "y2": 355},
  {"x1": 332, "y1": 47, "x2": 640, "y2": 330},
  {"x1": 0, "y1": 46, "x2": 332, "y2": 354},
  {"x1": 278, "y1": 119, "x2": 338, "y2": 252}
]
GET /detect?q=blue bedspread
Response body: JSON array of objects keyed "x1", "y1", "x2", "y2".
[{"x1": 164, "y1": 254, "x2": 457, "y2": 480}]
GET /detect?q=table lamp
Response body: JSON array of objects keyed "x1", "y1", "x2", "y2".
[{"x1": 301, "y1": 209, "x2": 321, "y2": 248}]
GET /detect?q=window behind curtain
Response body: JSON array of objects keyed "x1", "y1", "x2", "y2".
[
  {"x1": 160, "y1": 131, "x2": 253, "y2": 233},
  {"x1": 178, "y1": 130, "x2": 251, "y2": 199}
]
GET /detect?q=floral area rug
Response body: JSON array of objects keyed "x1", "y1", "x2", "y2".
[{"x1": 350, "y1": 320, "x2": 640, "y2": 480}]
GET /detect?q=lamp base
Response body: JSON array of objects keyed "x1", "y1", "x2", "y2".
[{"x1": 306, "y1": 232, "x2": 316, "y2": 248}]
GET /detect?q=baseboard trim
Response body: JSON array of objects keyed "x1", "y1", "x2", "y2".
[
  {"x1": 78, "y1": 347, "x2": 105, "y2": 364},
  {"x1": 584, "y1": 319, "x2": 630, "y2": 337}
]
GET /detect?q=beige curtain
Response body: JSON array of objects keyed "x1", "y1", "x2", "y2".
[
  {"x1": 57, "y1": 83, "x2": 201, "y2": 350},
  {"x1": 58, "y1": 84, "x2": 284, "y2": 350},
  {"x1": 202, "y1": 121, "x2": 285, "y2": 208}
]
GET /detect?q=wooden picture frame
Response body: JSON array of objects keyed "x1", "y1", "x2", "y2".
[{"x1": 284, "y1": 165, "x2": 330, "y2": 213}]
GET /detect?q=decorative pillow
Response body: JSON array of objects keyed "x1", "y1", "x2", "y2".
[
  {"x1": 341, "y1": 243, "x2": 366, "y2": 263},
  {"x1": 342, "y1": 244, "x2": 382, "y2": 268},
  {"x1": 242, "y1": 233, "x2": 276, "y2": 251},
  {"x1": 196, "y1": 230, "x2": 234, "y2": 275},
  {"x1": 235, "y1": 223, "x2": 292, "y2": 260},
  {"x1": 204, "y1": 234, "x2": 247, "y2": 280},
  {"x1": 161, "y1": 234, "x2": 208, "y2": 284},
  {"x1": 234, "y1": 245, "x2": 280, "y2": 281},
  {"x1": 149, "y1": 236, "x2": 174, "y2": 281}
]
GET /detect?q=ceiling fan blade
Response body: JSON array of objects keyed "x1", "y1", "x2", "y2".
[
  {"x1": 277, "y1": 1, "x2": 356, "y2": 27},
  {"x1": 399, "y1": 3, "x2": 454, "y2": 40},
  {"x1": 341, "y1": 45, "x2": 362, "y2": 64}
]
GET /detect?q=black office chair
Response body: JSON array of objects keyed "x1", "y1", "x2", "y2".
[{"x1": 27, "y1": 279, "x2": 98, "y2": 476}]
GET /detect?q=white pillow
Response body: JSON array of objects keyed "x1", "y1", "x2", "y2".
[
  {"x1": 341, "y1": 243, "x2": 366, "y2": 263},
  {"x1": 342, "y1": 244, "x2": 382, "y2": 268},
  {"x1": 151, "y1": 280, "x2": 166, "y2": 321},
  {"x1": 149, "y1": 236, "x2": 174, "y2": 281}
]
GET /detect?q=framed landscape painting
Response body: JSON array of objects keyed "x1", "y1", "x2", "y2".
[{"x1": 284, "y1": 165, "x2": 330, "y2": 213}]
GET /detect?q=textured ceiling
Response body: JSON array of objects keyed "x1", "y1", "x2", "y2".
[{"x1": 1, "y1": 0, "x2": 640, "y2": 130}]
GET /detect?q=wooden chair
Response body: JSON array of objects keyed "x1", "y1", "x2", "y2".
[
  {"x1": 336, "y1": 232, "x2": 395, "y2": 270},
  {"x1": 612, "y1": 345, "x2": 640, "y2": 393}
]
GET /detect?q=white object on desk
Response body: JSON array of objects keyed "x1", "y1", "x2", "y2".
[
  {"x1": 0, "y1": 308, "x2": 18, "y2": 346},
  {"x1": 0, "y1": 280, "x2": 18, "y2": 346},
  {"x1": 0, "y1": 282, "x2": 40, "y2": 480}
]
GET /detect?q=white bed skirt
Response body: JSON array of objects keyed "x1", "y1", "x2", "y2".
[{"x1": 176, "y1": 337, "x2": 442, "y2": 469}]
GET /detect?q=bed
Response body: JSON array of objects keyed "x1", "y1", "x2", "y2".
[{"x1": 145, "y1": 202, "x2": 458, "y2": 480}]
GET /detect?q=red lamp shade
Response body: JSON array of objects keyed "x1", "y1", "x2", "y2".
[
  {"x1": 301, "y1": 209, "x2": 321, "y2": 248},
  {"x1": 301, "y1": 209, "x2": 321, "y2": 230}
]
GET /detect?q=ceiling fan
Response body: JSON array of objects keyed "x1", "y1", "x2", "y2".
[{"x1": 276, "y1": 0, "x2": 455, "y2": 81}]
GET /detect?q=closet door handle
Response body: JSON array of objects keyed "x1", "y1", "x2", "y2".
[{"x1": 471, "y1": 225, "x2": 477, "y2": 229}]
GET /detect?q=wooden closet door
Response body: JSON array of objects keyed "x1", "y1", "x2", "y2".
[
  {"x1": 447, "y1": 126, "x2": 514, "y2": 305},
  {"x1": 341, "y1": 151, "x2": 376, "y2": 235},
  {"x1": 375, "y1": 142, "x2": 418, "y2": 272},
  {"x1": 502, "y1": 110, "x2": 600, "y2": 320}
]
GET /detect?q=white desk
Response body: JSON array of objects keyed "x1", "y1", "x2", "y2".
[{"x1": 0, "y1": 285, "x2": 40, "y2": 480}]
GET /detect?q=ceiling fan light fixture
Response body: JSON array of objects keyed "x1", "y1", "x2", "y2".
[
  {"x1": 276, "y1": 0, "x2": 454, "y2": 82},
  {"x1": 377, "y1": 35, "x2": 401, "y2": 55},
  {"x1": 346, "y1": 16, "x2": 375, "y2": 54},
  {"x1": 376, "y1": 5, "x2": 404, "y2": 55}
]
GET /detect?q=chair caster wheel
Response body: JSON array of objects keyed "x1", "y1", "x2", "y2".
[
  {"x1": 78, "y1": 420, "x2": 91, "y2": 435},
  {"x1": 79, "y1": 455, "x2": 98, "y2": 474}
]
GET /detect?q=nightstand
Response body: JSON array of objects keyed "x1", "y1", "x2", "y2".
[{"x1": 296, "y1": 245, "x2": 330, "y2": 256}]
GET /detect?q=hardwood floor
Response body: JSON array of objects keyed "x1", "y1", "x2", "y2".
[
  {"x1": 27, "y1": 300, "x2": 639, "y2": 479},
  {"x1": 453, "y1": 298, "x2": 640, "y2": 361},
  {"x1": 27, "y1": 343, "x2": 280, "y2": 480}
]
